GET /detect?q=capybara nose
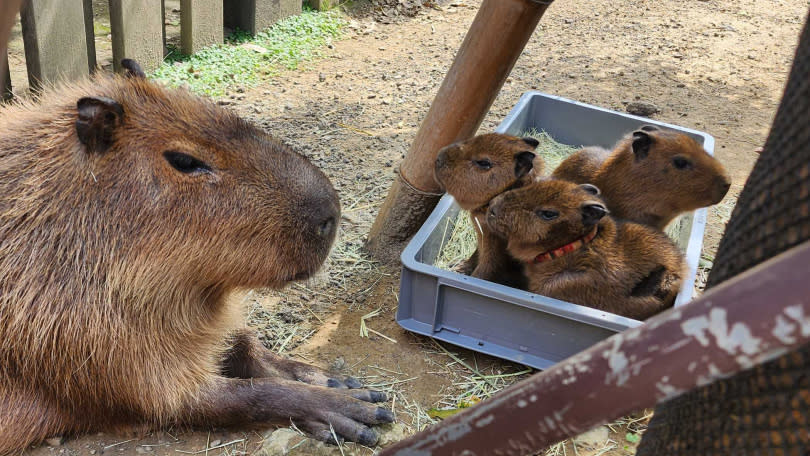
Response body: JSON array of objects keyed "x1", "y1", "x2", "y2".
[
  {"x1": 713, "y1": 177, "x2": 731, "y2": 203},
  {"x1": 582, "y1": 203, "x2": 608, "y2": 226},
  {"x1": 317, "y1": 215, "x2": 336, "y2": 238}
]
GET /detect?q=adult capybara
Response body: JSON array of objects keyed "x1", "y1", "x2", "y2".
[
  {"x1": 434, "y1": 133, "x2": 541, "y2": 288},
  {"x1": 0, "y1": 60, "x2": 392, "y2": 454},
  {"x1": 552, "y1": 125, "x2": 731, "y2": 230},
  {"x1": 487, "y1": 179, "x2": 686, "y2": 320}
]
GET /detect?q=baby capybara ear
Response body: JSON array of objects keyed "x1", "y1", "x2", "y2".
[
  {"x1": 522, "y1": 137, "x2": 540, "y2": 148},
  {"x1": 639, "y1": 124, "x2": 660, "y2": 132},
  {"x1": 514, "y1": 151, "x2": 536, "y2": 178},
  {"x1": 631, "y1": 130, "x2": 653, "y2": 161},
  {"x1": 76, "y1": 96, "x2": 124, "y2": 153},
  {"x1": 579, "y1": 183, "x2": 600, "y2": 196},
  {"x1": 121, "y1": 59, "x2": 146, "y2": 79}
]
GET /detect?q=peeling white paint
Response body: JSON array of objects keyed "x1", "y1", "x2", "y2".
[
  {"x1": 687, "y1": 361, "x2": 697, "y2": 372},
  {"x1": 529, "y1": 394, "x2": 538, "y2": 402},
  {"x1": 517, "y1": 400, "x2": 528, "y2": 408},
  {"x1": 772, "y1": 315, "x2": 797, "y2": 344},
  {"x1": 562, "y1": 376, "x2": 577, "y2": 385},
  {"x1": 656, "y1": 379, "x2": 682, "y2": 399},
  {"x1": 544, "y1": 416, "x2": 556, "y2": 430},
  {"x1": 682, "y1": 315, "x2": 711, "y2": 346},
  {"x1": 784, "y1": 305, "x2": 810, "y2": 336},
  {"x1": 475, "y1": 414, "x2": 494, "y2": 428},
  {"x1": 682, "y1": 308, "x2": 762, "y2": 356},
  {"x1": 661, "y1": 338, "x2": 691, "y2": 354},
  {"x1": 604, "y1": 336, "x2": 630, "y2": 386},
  {"x1": 553, "y1": 404, "x2": 572, "y2": 422}
]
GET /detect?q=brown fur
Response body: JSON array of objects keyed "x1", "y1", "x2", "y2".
[
  {"x1": 434, "y1": 133, "x2": 542, "y2": 288},
  {"x1": 552, "y1": 126, "x2": 731, "y2": 230},
  {"x1": 0, "y1": 66, "x2": 391, "y2": 454},
  {"x1": 487, "y1": 179, "x2": 686, "y2": 320}
]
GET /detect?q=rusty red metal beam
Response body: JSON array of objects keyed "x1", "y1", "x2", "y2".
[{"x1": 379, "y1": 240, "x2": 810, "y2": 455}]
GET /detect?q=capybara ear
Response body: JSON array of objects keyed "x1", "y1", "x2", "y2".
[
  {"x1": 639, "y1": 124, "x2": 659, "y2": 132},
  {"x1": 514, "y1": 151, "x2": 536, "y2": 178},
  {"x1": 76, "y1": 96, "x2": 124, "y2": 153},
  {"x1": 631, "y1": 130, "x2": 653, "y2": 160},
  {"x1": 522, "y1": 137, "x2": 540, "y2": 148},
  {"x1": 582, "y1": 203, "x2": 608, "y2": 226},
  {"x1": 121, "y1": 59, "x2": 146, "y2": 78},
  {"x1": 579, "y1": 183, "x2": 601, "y2": 196}
]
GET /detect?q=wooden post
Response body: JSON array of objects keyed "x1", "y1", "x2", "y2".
[
  {"x1": 309, "y1": 0, "x2": 333, "y2": 11},
  {"x1": 82, "y1": 0, "x2": 96, "y2": 72},
  {"x1": 20, "y1": 0, "x2": 92, "y2": 89},
  {"x1": 366, "y1": 0, "x2": 552, "y2": 262},
  {"x1": 109, "y1": 0, "x2": 163, "y2": 73},
  {"x1": 0, "y1": 0, "x2": 22, "y2": 96},
  {"x1": 2, "y1": 51, "x2": 11, "y2": 101},
  {"x1": 181, "y1": 0, "x2": 223, "y2": 54},
  {"x1": 223, "y1": 0, "x2": 301, "y2": 36}
]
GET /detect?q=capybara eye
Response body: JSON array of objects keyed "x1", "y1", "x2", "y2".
[
  {"x1": 474, "y1": 159, "x2": 493, "y2": 170},
  {"x1": 164, "y1": 151, "x2": 212, "y2": 174},
  {"x1": 672, "y1": 156, "x2": 693, "y2": 170},
  {"x1": 537, "y1": 210, "x2": 559, "y2": 221}
]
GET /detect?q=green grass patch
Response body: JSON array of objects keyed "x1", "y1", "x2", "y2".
[{"x1": 151, "y1": 9, "x2": 346, "y2": 97}]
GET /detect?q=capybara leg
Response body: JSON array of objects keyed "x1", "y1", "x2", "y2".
[
  {"x1": 0, "y1": 388, "x2": 70, "y2": 455},
  {"x1": 222, "y1": 329, "x2": 363, "y2": 388},
  {"x1": 180, "y1": 377, "x2": 393, "y2": 445}
]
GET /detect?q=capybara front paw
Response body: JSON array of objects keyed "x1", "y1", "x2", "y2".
[{"x1": 294, "y1": 387, "x2": 394, "y2": 445}]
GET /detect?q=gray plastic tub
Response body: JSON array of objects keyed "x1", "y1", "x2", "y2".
[{"x1": 396, "y1": 91, "x2": 714, "y2": 370}]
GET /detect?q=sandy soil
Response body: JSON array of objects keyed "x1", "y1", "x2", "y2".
[{"x1": 11, "y1": 0, "x2": 810, "y2": 454}]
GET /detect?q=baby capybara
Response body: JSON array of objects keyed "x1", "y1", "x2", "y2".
[
  {"x1": 434, "y1": 133, "x2": 542, "y2": 288},
  {"x1": 487, "y1": 179, "x2": 686, "y2": 320},
  {"x1": 0, "y1": 60, "x2": 392, "y2": 454},
  {"x1": 552, "y1": 125, "x2": 731, "y2": 230}
]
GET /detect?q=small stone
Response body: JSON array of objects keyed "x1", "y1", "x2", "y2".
[
  {"x1": 46, "y1": 437, "x2": 64, "y2": 447},
  {"x1": 318, "y1": 73, "x2": 326, "y2": 83},
  {"x1": 135, "y1": 446, "x2": 153, "y2": 454},
  {"x1": 625, "y1": 101, "x2": 660, "y2": 117},
  {"x1": 90, "y1": 450, "x2": 97, "y2": 455},
  {"x1": 573, "y1": 425, "x2": 610, "y2": 448},
  {"x1": 376, "y1": 423, "x2": 408, "y2": 447},
  {"x1": 209, "y1": 440, "x2": 221, "y2": 447},
  {"x1": 240, "y1": 43, "x2": 268, "y2": 54}
]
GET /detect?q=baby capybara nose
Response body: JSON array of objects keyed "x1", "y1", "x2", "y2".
[
  {"x1": 713, "y1": 176, "x2": 732, "y2": 203},
  {"x1": 582, "y1": 203, "x2": 608, "y2": 226}
]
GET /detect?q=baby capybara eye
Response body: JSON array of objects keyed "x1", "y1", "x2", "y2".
[{"x1": 537, "y1": 210, "x2": 559, "y2": 221}]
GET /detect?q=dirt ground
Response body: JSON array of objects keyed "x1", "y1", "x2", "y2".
[{"x1": 12, "y1": 0, "x2": 810, "y2": 455}]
